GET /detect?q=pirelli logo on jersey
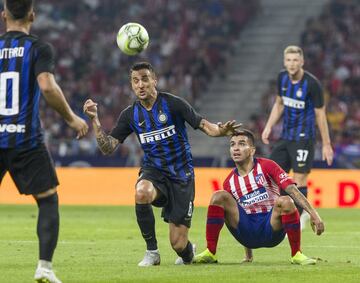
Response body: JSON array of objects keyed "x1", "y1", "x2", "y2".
[
  {"x1": 0, "y1": 123, "x2": 25, "y2": 133},
  {"x1": 282, "y1": 96, "x2": 305, "y2": 109},
  {"x1": 139, "y1": 125, "x2": 176, "y2": 144}
]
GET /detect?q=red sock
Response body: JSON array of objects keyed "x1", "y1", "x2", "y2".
[
  {"x1": 282, "y1": 210, "x2": 301, "y2": 256},
  {"x1": 206, "y1": 205, "x2": 225, "y2": 254}
]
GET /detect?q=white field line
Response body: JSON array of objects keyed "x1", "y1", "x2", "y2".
[{"x1": 0, "y1": 240, "x2": 96, "y2": 245}]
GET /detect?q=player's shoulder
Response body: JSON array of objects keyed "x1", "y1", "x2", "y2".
[
  {"x1": 255, "y1": 157, "x2": 279, "y2": 170},
  {"x1": 121, "y1": 104, "x2": 134, "y2": 114},
  {"x1": 223, "y1": 168, "x2": 237, "y2": 186},
  {"x1": 158, "y1": 91, "x2": 183, "y2": 103},
  {"x1": 304, "y1": 70, "x2": 321, "y2": 84},
  {"x1": 277, "y1": 69, "x2": 288, "y2": 78}
]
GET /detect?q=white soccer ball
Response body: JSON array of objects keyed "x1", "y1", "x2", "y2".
[{"x1": 116, "y1": 22, "x2": 149, "y2": 56}]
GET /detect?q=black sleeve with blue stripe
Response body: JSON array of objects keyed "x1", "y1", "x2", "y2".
[
  {"x1": 169, "y1": 95, "x2": 203, "y2": 129},
  {"x1": 34, "y1": 41, "x2": 55, "y2": 77},
  {"x1": 110, "y1": 105, "x2": 133, "y2": 143},
  {"x1": 308, "y1": 75, "x2": 324, "y2": 108}
]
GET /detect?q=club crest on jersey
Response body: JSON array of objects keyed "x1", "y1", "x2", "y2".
[
  {"x1": 255, "y1": 173, "x2": 265, "y2": 186},
  {"x1": 157, "y1": 112, "x2": 168, "y2": 124},
  {"x1": 296, "y1": 88, "x2": 303, "y2": 98}
]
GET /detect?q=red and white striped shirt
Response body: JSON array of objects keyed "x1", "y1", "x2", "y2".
[{"x1": 223, "y1": 158, "x2": 295, "y2": 214}]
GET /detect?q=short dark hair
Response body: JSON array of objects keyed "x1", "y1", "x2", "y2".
[
  {"x1": 5, "y1": 0, "x2": 33, "y2": 20},
  {"x1": 130, "y1": 62, "x2": 155, "y2": 75},
  {"x1": 231, "y1": 129, "x2": 255, "y2": 146}
]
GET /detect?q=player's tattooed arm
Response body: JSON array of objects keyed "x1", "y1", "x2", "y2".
[
  {"x1": 92, "y1": 118, "x2": 119, "y2": 155},
  {"x1": 83, "y1": 98, "x2": 119, "y2": 154},
  {"x1": 96, "y1": 129, "x2": 119, "y2": 155},
  {"x1": 284, "y1": 184, "x2": 314, "y2": 213},
  {"x1": 284, "y1": 184, "x2": 324, "y2": 235}
]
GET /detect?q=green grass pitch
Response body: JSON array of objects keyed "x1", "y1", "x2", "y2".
[{"x1": 0, "y1": 205, "x2": 359, "y2": 283}]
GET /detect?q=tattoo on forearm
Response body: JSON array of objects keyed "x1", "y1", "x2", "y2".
[
  {"x1": 285, "y1": 185, "x2": 313, "y2": 213},
  {"x1": 96, "y1": 130, "x2": 119, "y2": 155}
]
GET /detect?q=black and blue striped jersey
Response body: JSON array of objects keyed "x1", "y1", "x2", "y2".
[
  {"x1": 277, "y1": 70, "x2": 324, "y2": 141},
  {"x1": 110, "y1": 92, "x2": 203, "y2": 182},
  {"x1": 0, "y1": 31, "x2": 54, "y2": 148}
]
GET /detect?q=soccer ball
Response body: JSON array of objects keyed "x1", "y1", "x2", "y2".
[{"x1": 116, "y1": 22, "x2": 149, "y2": 56}]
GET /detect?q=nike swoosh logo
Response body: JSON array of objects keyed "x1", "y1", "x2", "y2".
[{"x1": 138, "y1": 120, "x2": 145, "y2": 127}]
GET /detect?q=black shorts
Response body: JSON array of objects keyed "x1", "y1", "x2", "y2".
[
  {"x1": 270, "y1": 139, "x2": 314, "y2": 174},
  {"x1": 0, "y1": 143, "x2": 59, "y2": 195},
  {"x1": 138, "y1": 167, "x2": 195, "y2": 228}
]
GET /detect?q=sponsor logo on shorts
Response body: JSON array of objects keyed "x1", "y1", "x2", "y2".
[
  {"x1": 240, "y1": 187, "x2": 269, "y2": 206},
  {"x1": 187, "y1": 201, "x2": 193, "y2": 217},
  {"x1": 298, "y1": 163, "x2": 306, "y2": 167}
]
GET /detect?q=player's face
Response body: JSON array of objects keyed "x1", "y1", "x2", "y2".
[
  {"x1": 284, "y1": 53, "x2": 304, "y2": 76},
  {"x1": 131, "y1": 69, "x2": 157, "y2": 100},
  {"x1": 229, "y1": 135, "x2": 255, "y2": 163}
]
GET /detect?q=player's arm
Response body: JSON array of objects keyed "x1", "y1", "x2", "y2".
[
  {"x1": 315, "y1": 106, "x2": 334, "y2": 166},
  {"x1": 172, "y1": 96, "x2": 241, "y2": 136},
  {"x1": 37, "y1": 72, "x2": 88, "y2": 138},
  {"x1": 83, "y1": 99, "x2": 119, "y2": 155},
  {"x1": 199, "y1": 119, "x2": 241, "y2": 137},
  {"x1": 261, "y1": 96, "x2": 284, "y2": 144},
  {"x1": 284, "y1": 184, "x2": 324, "y2": 235}
]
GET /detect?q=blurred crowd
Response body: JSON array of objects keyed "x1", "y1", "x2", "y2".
[
  {"x1": 0, "y1": 0, "x2": 258, "y2": 161},
  {"x1": 249, "y1": 0, "x2": 360, "y2": 168}
]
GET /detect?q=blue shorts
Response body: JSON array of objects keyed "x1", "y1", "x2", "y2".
[{"x1": 226, "y1": 204, "x2": 286, "y2": 249}]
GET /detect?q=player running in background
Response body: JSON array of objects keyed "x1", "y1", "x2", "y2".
[
  {"x1": 0, "y1": 1, "x2": 88, "y2": 282},
  {"x1": 83, "y1": 62, "x2": 241, "y2": 266},
  {"x1": 194, "y1": 129, "x2": 324, "y2": 265},
  {"x1": 261, "y1": 45, "x2": 333, "y2": 228}
]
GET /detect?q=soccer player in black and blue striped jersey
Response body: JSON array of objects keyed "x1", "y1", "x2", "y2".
[
  {"x1": 262, "y1": 45, "x2": 333, "y2": 229},
  {"x1": 0, "y1": 1, "x2": 88, "y2": 282},
  {"x1": 83, "y1": 62, "x2": 241, "y2": 266}
]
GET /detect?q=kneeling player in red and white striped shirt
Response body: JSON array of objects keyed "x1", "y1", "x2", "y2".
[{"x1": 194, "y1": 129, "x2": 324, "y2": 265}]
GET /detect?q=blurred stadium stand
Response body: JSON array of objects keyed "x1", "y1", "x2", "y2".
[{"x1": 0, "y1": 0, "x2": 358, "y2": 168}]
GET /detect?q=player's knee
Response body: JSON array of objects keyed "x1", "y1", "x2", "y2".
[
  {"x1": 36, "y1": 193, "x2": 59, "y2": 222},
  {"x1": 211, "y1": 190, "x2": 230, "y2": 206},
  {"x1": 276, "y1": 196, "x2": 295, "y2": 211},
  {"x1": 135, "y1": 181, "x2": 153, "y2": 203},
  {"x1": 36, "y1": 192, "x2": 59, "y2": 206}
]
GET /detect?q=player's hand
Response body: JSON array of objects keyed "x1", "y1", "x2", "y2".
[
  {"x1": 67, "y1": 114, "x2": 88, "y2": 139},
  {"x1": 310, "y1": 215, "x2": 325, "y2": 236},
  {"x1": 217, "y1": 120, "x2": 242, "y2": 136},
  {"x1": 83, "y1": 99, "x2": 98, "y2": 120},
  {"x1": 261, "y1": 127, "x2": 271, "y2": 144},
  {"x1": 322, "y1": 144, "x2": 334, "y2": 166}
]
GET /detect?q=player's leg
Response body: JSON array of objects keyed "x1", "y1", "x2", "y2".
[
  {"x1": 269, "y1": 140, "x2": 292, "y2": 173},
  {"x1": 7, "y1": 144, "x2": 61, "y2": 282},
  {"x1": 270, "y1": 196, "x2": 316, "y2": 265},
  {"x1": 135, "y1": 178, "x2": 161, "y2": 266},
  {"x1": 34, "y1": 188, "x2": 62, "y2": 283},
  {"x1": 164, "y1": 178, "x2": 195, "y2": 264},
  {"x1": 169, "y1": 224, "x2": 194, "y2": 264},
  {"x1": 289, "y1": 139, "x2": 314, "y2": 228},
  {"x1": 194, "y1": 190, "x2": 239, "y2": 263}
]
